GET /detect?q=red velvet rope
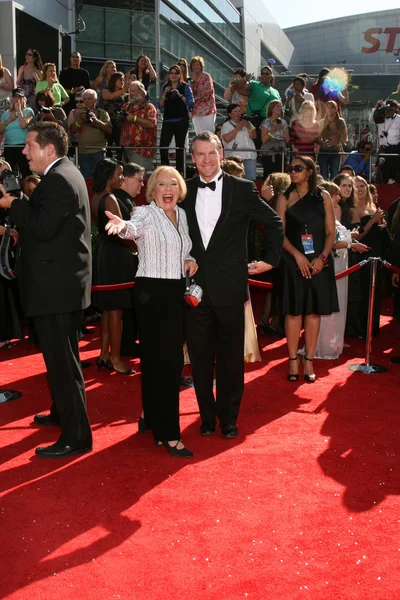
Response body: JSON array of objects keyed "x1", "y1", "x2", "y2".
[
  {"x1": 335, "y1": 260, "x2": 368, "y2": 280},
  {"x1": 91, "y1": 282, "x2": 135, "y2": 292},
  {"x1": 91, "y1": 261, "x2": 371, "y2": 293},
  {"x1": 382, "y1": 260, "x2": 400, "y2": 274}
]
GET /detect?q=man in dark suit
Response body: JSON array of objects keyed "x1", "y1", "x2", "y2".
[
  {"x1": 183, "y1": 131, "x2": 284, "y2": 438},
  {"x1": 0, "y1": 122, "x2": 92, "y2": 458}
]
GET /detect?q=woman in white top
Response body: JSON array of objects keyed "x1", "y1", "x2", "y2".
[
  {"x1": 105, "y1": 166, "x2": 197, "y2": 458},
  {"x1": 221, "y1": 103, "x2": 257, "y2": 180},
  {"x1": 284, "y1": 76, "x2": 314, "y2": 125}
]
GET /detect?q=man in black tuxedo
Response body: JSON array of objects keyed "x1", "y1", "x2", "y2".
[
  {"x1": 183, "y1": 131, "x2": 283, "y2": 438},
  {"x1": 0, "y1": 122, "x2": 92, "y2": 458}
]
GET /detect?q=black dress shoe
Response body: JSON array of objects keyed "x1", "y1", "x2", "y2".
[
  {"x1": 391, "y1": 356, "x2": 400, "y2": 364},
  {"x1": 200, "y1": 421, "x2": 216, "y2": 435},
  {"x1": 33, "y1": 413, "x2": 60, "y2": 427},
  {"x1": 221, "y1": 424, "x2": 238, "y2": 438},
  {"x1": 35, "y1": 441, "x2": 92, "y2": 459},
  {"x1": 80, "y1": 360, "x2": 92, "y2": 369},
  {"x1": 138, "y1": 416, "x2": 147, "y2": 433}
]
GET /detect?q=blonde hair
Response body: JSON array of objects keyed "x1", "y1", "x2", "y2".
[
  {"x1": 262, "y1": 172, "x2": 291, "y2": 197},
  {"x1": 221, "y1": 159, "x2": 244, "y2": 177},
  {"x1": 99, "y1": 60, "x2": 116, "y2": 78},
  {"x1": 146, "y1": 166, "x2": 187, "y2": 204},
  {"x1": 354, "y1": 175, "x2": 375, "y2": 210},
  {"x1": 0, "y1": 159, "x2": 12, "y2": 172},
  {"x1": 320, "y1": 181, "x2": 340, "y2": 197},
  {"x1": 299, "y1": 100, "x2": 316, "y2": 121},
  {"x1": 190, "y1": 56, "x2": 205, "y2": 72}
]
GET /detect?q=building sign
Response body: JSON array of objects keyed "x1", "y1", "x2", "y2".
[{"x1": 362, "y1": 28, "x2": 400, "y2": 53}]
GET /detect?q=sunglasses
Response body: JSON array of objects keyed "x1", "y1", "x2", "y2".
[
  {"x1": 178, "y1": 63, "x2": 186, "y2": 66},
  {"x1": 134, "y1": 176, "x2": 144, "y2": 183},
  {"x1": 26, "y1": 52, "x2": 34, "y2": 56},
  {"x1": 261, "y1": 72, "x2": 271, "y2": 76},
  {"x1": 288, "y1": 165, "x2": 307, "y2": 173}
]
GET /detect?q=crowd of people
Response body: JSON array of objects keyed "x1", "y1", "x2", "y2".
[
  {"x1": 0, "y1": 47, "x2": 400, "y2": 461},
  {"x1": 1, "y1": 51, "x2": 400, "y2": 183}
]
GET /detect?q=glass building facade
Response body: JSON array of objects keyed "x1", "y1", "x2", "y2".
[{"x1": 76, "y1": 0, "x2": 244, "y2": 100}]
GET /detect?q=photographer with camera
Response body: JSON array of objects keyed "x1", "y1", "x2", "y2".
[
  {"x1": 35, "y1": 90, "x2": 67, "y2": 130},
  {"x1": 260, "y1": 100, "x2": 289, "y2": 179},
  {"x1": 0, "y1": 87, "x2": 34, "y2": 177},
  {"x1": 370, "y1": 99, "x2": 400, "y2": 183},
  {"x1": 234, "y1": 66, "x2": 281, "y2": 149},
  {"x1": 221, "y1": 103, "x2": 257, "y2": 180},
  {"x1": 343, "y1": 140, "x2": 373, "y2": 180},
  {"x1": 69, "y1": 89, "x2": 112, "y2": 179}
]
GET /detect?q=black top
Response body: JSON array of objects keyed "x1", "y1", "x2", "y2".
[
  {"x1": 92, "y1": 192, "x2": 136, "y2": 311},
  {"x1": 163, "y1": 83, "x2": 189, "y2": 121},
  {"x1": 114, "y1": 188, "x2": 136, "y2": 210},
  {"x1": 59, "y1": 67, "x2": 91, "y2": 112},
  {"x1": 280, "y1": 189, "x2": 339, "y2": 316}
]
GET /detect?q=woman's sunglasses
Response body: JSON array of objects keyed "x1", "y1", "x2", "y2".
[
  {"x1": 288, "y1": 165, "x2": 307, "y2": 173},
  {"x1": 26, "y1": 52, "x2": 34, "y2": 57}
]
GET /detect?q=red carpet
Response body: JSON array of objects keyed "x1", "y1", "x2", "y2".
[{"x1": 1, "y1": 294, "x2": 400, "y2": 600}]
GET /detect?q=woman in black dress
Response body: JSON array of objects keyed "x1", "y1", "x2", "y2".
[
  {"x1": 345, "y1": 176, "x2": 389, "y2": 338},
  {"x1": 92, "y1": 158, "x2": 136, "y2": 375},
  {"x1": 0, "y1": 213, "x2": 22, "y2": 348},
  {"x1": 275, "y1": 155, "x2": 338, "y2": 382}
]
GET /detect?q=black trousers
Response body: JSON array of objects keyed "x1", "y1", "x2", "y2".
[
  {"x1": 134, "y1": 278, "x2": 185, "y2": 441},
  {"x1": 159, "y1": 119, "x2": 189, "y2": 176},
  {"x1": 185, "y1": 298, "x2": 245, "y2": 426},
  {"x1": 32, "y1": 310, "x2": 92, "y2": 446}
]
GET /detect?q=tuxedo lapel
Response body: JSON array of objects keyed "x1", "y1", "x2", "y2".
[
  {"x1": 186, "y1": 178, "x2": 205, "y2": 252},
  {"x1": 207, "y1": 173, "x2": 232, "y2": 251}
]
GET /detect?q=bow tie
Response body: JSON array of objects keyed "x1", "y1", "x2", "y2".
[{"x1": 198, "y1": 180, "x2": 216, "y2": 191}]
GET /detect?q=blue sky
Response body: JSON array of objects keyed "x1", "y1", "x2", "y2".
[{"x1": 271, "y1": 1, "x2": 399, "y2": 29}]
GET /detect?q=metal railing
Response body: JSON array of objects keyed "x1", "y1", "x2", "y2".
[{"x1": 2, "y1": 144, "x2": 400, "y2": 183}]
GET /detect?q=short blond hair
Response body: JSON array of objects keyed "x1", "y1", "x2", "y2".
[
  {"x1": 146, "y1": 166, "x2": 187, "y2": 204},
  {"x1": 190, "y1": 56, "x2": 205, "y2": 71}
]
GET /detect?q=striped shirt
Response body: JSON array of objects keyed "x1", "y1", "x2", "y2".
[
  {"x1": 289, "y1": 119, "x2": 319, "y2": 155},
  {"x1": 120, "y1": 202, "x2": 193, "y2": 279}
]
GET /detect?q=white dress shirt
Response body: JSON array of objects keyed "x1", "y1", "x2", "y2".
[
  {"x1": 120, "y1": 202, "x2": 193, "y2": 279},
  {"x1": 43, "y1": 157, "x2": 63, "y2": 175},
  {"x1": 368, "y1": 112, "x2": 400, "y2": 147},
  {"x1": 195, "y1": 169, "x2": 223, "y2": 249}
]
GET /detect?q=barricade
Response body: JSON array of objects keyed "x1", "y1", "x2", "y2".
[{"x1": 92, "y1": 257, "x2": 397, "y2": 374}]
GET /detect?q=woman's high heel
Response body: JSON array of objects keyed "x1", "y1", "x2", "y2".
[
  {"x1": 303, "y1": 356, "x2": 316, "y2": 383},
  {"x1": 287, "y1": 357, "x2": 299, "y2": 382},
  {"x1": 106, "y1": 359, "x2": 135, "y2": 375},
  {"x1": 95, "y1": 357, "x2": 107, "y2": 370}
]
